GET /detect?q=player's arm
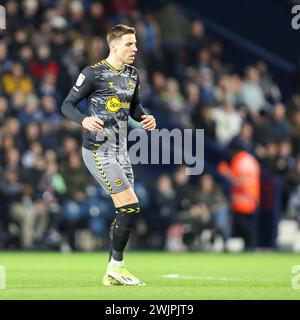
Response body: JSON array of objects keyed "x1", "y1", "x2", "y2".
[
  {"x1": 61, "y1": 66, "x2": 103, "y2": 132},
  {"x1": 130, "y1": 74, "x2": 156, "y2": 131}
]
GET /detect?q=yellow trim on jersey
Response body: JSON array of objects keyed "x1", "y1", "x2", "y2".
[
  {"x1": 91, "y1": 61, "x2": 102, "y2": 68},
  {"x1": 93, "y1": 147, "x2": 114, "y2": 194},
  {"x1": 102, "y1": 59, "x2": 124, "y2": 74}
]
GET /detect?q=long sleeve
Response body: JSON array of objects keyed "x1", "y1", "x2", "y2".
[
  {"x1": 61, "y1": 66, "x2": 95, "y2": 125},
  {"x1": 130, "y1": 73, "x2": 148, "y2": 122}
]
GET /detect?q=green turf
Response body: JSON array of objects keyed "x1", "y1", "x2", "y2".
[{"x1": 0, "y1": 252, "x2": 300, "y2": 300}]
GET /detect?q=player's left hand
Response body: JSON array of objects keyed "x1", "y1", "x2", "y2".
[{"x1": 141, "y1": 115, "x2": 156, "y2": 131}]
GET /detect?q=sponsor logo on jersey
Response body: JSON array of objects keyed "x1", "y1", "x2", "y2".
[
  {"x1": 115, "y1": 177, "x2": 123, "y2": 187},
  {"x1": 105, "y1": 96, "x2": 130, "y2": 113}
]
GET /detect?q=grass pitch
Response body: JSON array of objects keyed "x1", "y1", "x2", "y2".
[{"x1": 0, "y1": 252, "x2": 299, "y2": 300}]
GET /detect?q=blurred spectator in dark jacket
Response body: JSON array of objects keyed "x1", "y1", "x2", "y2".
[
  {"x1": 136, "y1": 14, "x2": 163, "y2": 73},
  {"x1": 10, "y1": 156, "x2": 49, "y2": 249},
  {"x1": 62, "y1": 38, "x2": 87, "y2": 82},
  {"x1": 285, "y1": 156, "x2": 300, "y2": 189},
  {"x1": 40, "y1": 95, "x2": 62, "y2": 126},
  {"x1": 266, "y1": 103, "x2": 291, "y2": 141},
  {"x1": 229, "y1": 122, "x2": 255, "y2": 154},
  {"x1": 186, "y1": 20, "x2": 209, "y2": 66},
  {"x1": 0, "y1": 96, "x2": 9, "y2": 126},
  {"x1": 289, "y1": 109, "x2": 300, "y2": 155},
  {"x1": 86, "y1": 2, "x2": 108, "y2": 37},
  {"x1": 150, "y1": 174, "x2": 177, "y2": 249},
  {"x1": 193, "y1": 104, "x2": 216, "y2": 140},
  {"x1": 258, "y1": 140, "x2": 279, "y2": 173},
  {"x1": 0, "y1": 168, "x2": 23, "y2": 238},
  {"x1": 156, "y1": 3, "x2": 189, "y2": 77},
  {"x1": 5, "y1": 0, "x2": 22, "y2": 33},
  {"x1": 60, "y1": 152, "x2": 90, "y2": 249},
  {"x1": 276, "y1": 139, "x2": 295, "y2": 175},
  {"x1": 0, "y1": 41, "x2": 13, "y2": 76},
  {"x1": 181, "y1": 173, "x2": 230, "y2": 248},
  {"x1": 172, "y1": 165, "x2": 192, "y2": 213},
  {"x1": 286, "y1": 157, "x2": 300, "y2": 226}
]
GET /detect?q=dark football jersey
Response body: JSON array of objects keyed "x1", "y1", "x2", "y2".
[{"x1": 61, "y1": 59, "x2": 147, "y2": 153}]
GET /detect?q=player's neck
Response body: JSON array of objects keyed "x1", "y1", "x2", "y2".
[{"x1": 105, "y1": 55, "x2": 124, "y2": 71}]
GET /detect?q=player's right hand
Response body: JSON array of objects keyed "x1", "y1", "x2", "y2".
[{"x1": 82, "y1": 117, "x2": 104, "y2": 132}]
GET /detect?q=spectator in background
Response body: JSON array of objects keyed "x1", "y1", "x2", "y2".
[
  {"x1": 40, "y1": 95, "x2": 61, "y2": 127},
  {"x1": 218, "y1": 149, "x2": 261, "y2": 249},
  {"x1": 62, "y1": 38, "x2": 87, "y2": 82},
  {"x1": 0, "y1": 41, "x2": 13, "y2": 77},
  {"x1": 150, "y1": 174, "x2": 177, "y2": 250},
  {"x1": 186, "y1": 20, "x2": 209, "y2": 66},
  {"x1": 212, "y1": 101, "x2": 243, "y2": 146},
  {"x1": 214, "y1": 74, "x2": 241, "y2": 107},
  {"x1": 157, "y1": 78, "x2": 189, "y2": 127},
  {"x1": 286, "y1": 157, "x2": 300, "y2": 226},
  {"x1": 136, "y1": 14, "x2": 162, "y2": 73},
  {"x1": 18, "y1": 45, "x2": 34, "y2": 74},
  {"x1": 193, "y1": 104, "x2": 216, "y2": 140},
  {"x1": 30, "y1": 44, "x2": 59, "y2": 81},
  {"x1": 198, "y1": 68, "x2": 215, "y2": 105},
  {"x1": 9, "y1": 156, "x2": 49, "y2": 249},
  {"x1": 256, "y1": 60, "x2": 281, "y2": 103},
  {"x1": 172, "y1": 165, "x2": 192, "y2": 214},
  {"x1": 266, "y1": 103, "x2": 291, "y2": 141},
  {"x1": 1, "y1": 63, "x2": 33, "y2": 96},
  {"x1": 258, "y1": 140, "x2": 279, "y2": 173},
  {"x1": 185, "y1": 80, "x2": 203, "y2": 123},
  {"x1": 229, "y1": 122, "x2": 255, "y2": 155},
  {"x1": 60, "y1": 152, "x2": 91, "y2": 250},
  {"x1": 190, "y1": 174, "x2": 231, "y2": 245},
  {"x1": 290, "y1": 109, "x2": 300, "y2": 155},
  {"x1": 156, "y1": 2, "x2": 189, "y2": 77},
  {"x1": 276, "y1": 139, "x2": 295, "y2": 175},
  {"x1": 239, "y1": 66, "x2": 267, "y2": 116},
  {"x1": 5, "y1": 0, "x2": 22, "y2": 33},
  {"x1": 86, "y1": 2, "x2": 108, "y2": 37},
  {"x1": 0, "y1": 168, "x2": 23, "y2": 246},
  {"x1": 0, "y1": 97, "x2": 9, "y2": 126},
  {"x1": 39, "y1": 73, "x2": 63, "y2": 105}
]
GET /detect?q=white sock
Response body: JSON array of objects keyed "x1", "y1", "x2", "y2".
[{"x1": 109, "y1": 257, "x2": 124, "y2": 266}]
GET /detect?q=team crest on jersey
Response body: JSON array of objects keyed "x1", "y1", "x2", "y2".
[
  {"x1": 106, "y1": 96, "x2": 130, "y2": 113},
  {"x1": 128, "y1": 80, "x2": 134, "y2": 91},
  {"x1": 108, "y1": 82, "x2": 114, "y2": 89},
  {"x1": 75, "y1": 73, "x2": 85, "y2": 87},
  {"x1": 115, "y1": 177, "x2": 123, "y2": 187}
]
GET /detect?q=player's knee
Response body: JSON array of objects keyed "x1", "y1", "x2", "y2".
[{"x1": 116, "y1": 202, "x2": 140, "y2": 215}]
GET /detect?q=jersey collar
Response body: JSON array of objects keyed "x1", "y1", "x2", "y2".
[{"x1": 102, "y1": 59, "x2": 125, "y2": 74}]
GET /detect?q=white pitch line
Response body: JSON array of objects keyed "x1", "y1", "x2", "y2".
[{"x1": 162, "y1": 274, "x2": 282, "y2": 283}]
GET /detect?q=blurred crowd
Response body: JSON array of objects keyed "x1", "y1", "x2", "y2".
[{"x1": 1, "y1": 0, "x2": 300, "y2": 251}]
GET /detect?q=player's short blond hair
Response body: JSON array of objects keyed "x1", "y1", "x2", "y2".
[{"x1": 107, "y1": 25, "x2": 136, "y2": 45}]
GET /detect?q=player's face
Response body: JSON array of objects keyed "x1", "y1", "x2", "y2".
[{"x1": 114, "y1": 34, "x2": 137, "y2": 64}]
